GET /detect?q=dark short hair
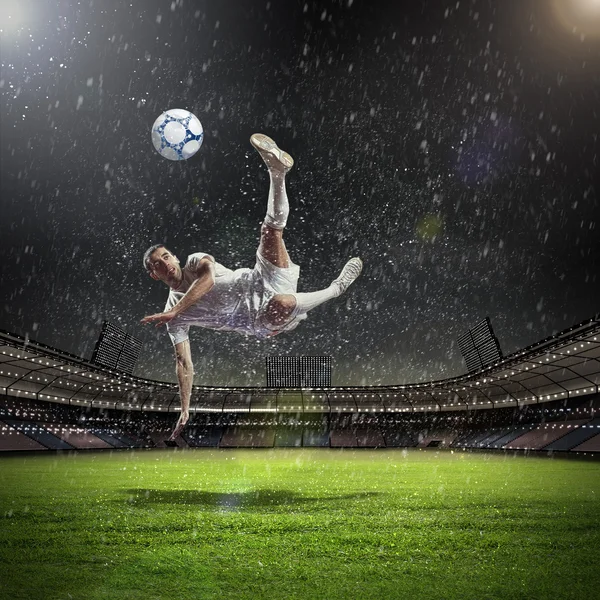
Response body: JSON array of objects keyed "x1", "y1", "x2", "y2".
[{"x1": 143, "y1": 244, "x2": 172, "y2": 272}]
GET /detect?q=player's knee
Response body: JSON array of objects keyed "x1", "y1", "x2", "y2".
[
  {"x1": 261, "y1": 222, "x2": 284, "y2": 238},
  {"x1": 266, "y1": 295, "x2": 296, "y2": 324},
  {"x1": 271, "y1": 294, "x2": 296, "y2": 311}
]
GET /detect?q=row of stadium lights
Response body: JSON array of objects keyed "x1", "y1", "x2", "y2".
[
  {"x1": 0, "y1": 349, "x2": 146, "y2": 388},
  {"x1": 1, "y1": 384, "x2": 599, "y2": 408}
]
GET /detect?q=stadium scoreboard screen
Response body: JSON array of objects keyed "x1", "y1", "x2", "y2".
[
  {"x1": 91, "y1": 321, "x2": 142, "y2": 375},
  {"x1": 266, "y1": 356, "x2": 332, "y2": 387}
]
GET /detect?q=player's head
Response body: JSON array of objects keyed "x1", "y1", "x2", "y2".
[{"x1": 143, "y1": 244, "x2": 181, "y2": 283}]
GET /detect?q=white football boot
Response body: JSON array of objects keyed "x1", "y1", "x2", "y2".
[
  {"x1": 250, "y1": 133, "x2": 294, "y2": 174},
  {"x1": 331, "y1": 258, "x2": 363, "y2": 297}
]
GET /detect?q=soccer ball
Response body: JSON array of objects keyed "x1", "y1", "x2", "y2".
[{"x1": 151, "y1": 109, "x2": 204, "y2": 161}]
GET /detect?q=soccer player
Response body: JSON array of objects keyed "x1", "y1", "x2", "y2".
[{"x1": 141, "y1": 134, "x2": 362, "y2": 439}]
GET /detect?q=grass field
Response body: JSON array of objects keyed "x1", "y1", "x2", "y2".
[{"x1": 1, "y1": 449, "x2": 599, "y2": 600}]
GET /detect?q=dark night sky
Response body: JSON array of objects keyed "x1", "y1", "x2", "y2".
[{"x1": 1, "y1": 0, "x2": 599, "y2": 386}]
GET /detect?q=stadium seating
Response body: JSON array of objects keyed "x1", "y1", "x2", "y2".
[
  {"x1": 486, "y1": 427, "x2": 533, "y2": 450},
  {"x1": 355, "y1": 427, "x2": 386, "y2": 448},
  {"x1": 0, "y1": 421, "x2": 47, "y2": 451},
  {"x1": 302, "y1": 428, "x2": 330, "y2": 447},
  {"x1": 572, "y1": 432, "x2": 600, "y2": 452},
  {"x1": 1, "y1": 392, "x2": 599, "y2": 454},
  {"x1": 3, "y1": 419, "x2": 74, "y2": 450},
  {"x1": 416, "y1": 429, "x2": 458, "y2": 448},
  {"x1": 382, "y1": 430, "x2": 418, "y2": 448},
  {"x1": 183, "y1": 427, "x2": 223, "y2": 447},
  {"x1": 274, "y1": 428, "x2": 303, "y2": 447},
  {"x1": 504, "y1": 420, "x2": 590, "y2": 451},
  {"x1": 330, "y1": 429, "x2": 358, "y2": 447},
  {"x1": 38, "y1": 423, "x2": 114, "y2": 449},
  {"x1": 544, "y1": 417, "x2": 600, "y2": 452},
  {"x1": 220, "y1": 427, "x2": 276, "y2": 448}
]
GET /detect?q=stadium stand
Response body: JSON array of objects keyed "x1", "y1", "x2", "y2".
[
  {"x1": 183, "y1": 427, "x2": 223, "y2": 447},
  {"x1": 504, "y1": 420, "x2": 590, "y2": 451},
  {"x1": 381, "y1": 429, "x2": 419, "y2": 448},
  {"x1": 330, "y1": 429, "x2": 358, "y2": 448},
  {"x1": 572, "y1": 433, "x2": 600, "y2": 453},
  {"x1": 2, "y1": 392, "x2": 600, "y2": 453},
  {"x1": 3, "y1": 419, "x2": 74, "y2": 450},
  {"x1": 302, "y1": 427, "x2": 330, "y2": 447},
  {"x1": 355, "y1": 426, "x2": 386, "y2": 448},
  {"x1": 274, "y1": 428, "x2": 303, "y2": 447},
  {"x1": 416, "y1": 429, "x2": 458, "y2": 448},
  {"x1": 473, "y1": 428, "x2": 512, "y2": 449},
  {"x1": 90, "y1": 430, "x2": 131, "y2": 449},
  {"x1": 451, "y1": 430, "x2": 487, "y2": 448},
  {"x1": 544, "y1": 417, "x2": 600, "y2": 451},
  {"x1": 0, "y1": 421, "x2": 47, "y2": 451},
  {"x1": 1, "y1": 316, "x2": 600, "y2": 454},
  {"x1": 485, "y1": 427, "x2": 533, "y2": 450},
  {"x1": 220, "y1": 427, "x2": 276, "y2": 448}
]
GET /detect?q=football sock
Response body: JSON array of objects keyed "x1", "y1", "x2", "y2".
[
  {"x1": 288, "y1": 258, "x2": 362, "y2": 319},
  {"x1": 291, "y1": 286, "x2": 338, "y2": 315},
  {"x1": 264, "y1": 171, "x2": 289, "y2": 230}
]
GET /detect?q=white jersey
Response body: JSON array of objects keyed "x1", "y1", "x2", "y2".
[
  {"x1": 164, "y1": 250, "x2": 306, "y2": 346},
  {"x1": 164, "y1": 253, "x2": 261, "y2": 345}
]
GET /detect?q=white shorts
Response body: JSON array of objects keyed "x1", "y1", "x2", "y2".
[{"x1": 253, "y1": 249, "x2": 307, "y2": 339}]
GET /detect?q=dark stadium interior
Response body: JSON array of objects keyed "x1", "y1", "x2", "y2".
[{"x1": 2, "y1": 0, "x2": 600, "y2": 386}]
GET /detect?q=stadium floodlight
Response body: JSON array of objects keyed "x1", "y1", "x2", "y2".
[
  {"x1": 458, "y1": 317, "x2": 503, "y2": 374},
  {"x1": 266, "y1": 356, "x2": 332, "y2": 388},
  {"x1": 91, "y1": 321, "x2": 142, "y2": 376}
]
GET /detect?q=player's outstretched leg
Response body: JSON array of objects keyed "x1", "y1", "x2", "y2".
[
  {"x1": 264, "y1": 257, "x2": 364, "y2": 328},
  {"x1": 294, "y1": 257, "x2": 363, "y2": 312}
]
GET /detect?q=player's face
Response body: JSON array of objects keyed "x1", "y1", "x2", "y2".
[{"x1": 149, "y1": 248, "x2": 181, "y2": 283}]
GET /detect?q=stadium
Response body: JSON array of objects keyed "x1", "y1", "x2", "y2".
[
  {"x1": 2, "y1": 318, "x2": 600, "y2": 454},
  {"x1": 1, "y1": 316, "x2": 600, "y2": 599}
]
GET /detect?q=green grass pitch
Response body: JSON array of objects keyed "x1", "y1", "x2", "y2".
[{"x1": 1, "y1": 449, "x2": 599, "y2": 600}]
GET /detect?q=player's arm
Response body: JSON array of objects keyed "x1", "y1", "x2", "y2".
[
  {"x1": 170, "y1": 257, "x2": 215, "y2": 317},
  {"x1": 141, "y1": 257, "x2": 215, "y2": 327},
  {"x1": 169, "y1": 339, "x2": 193, "y2": 440}
]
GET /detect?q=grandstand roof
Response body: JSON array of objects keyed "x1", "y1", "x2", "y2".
[{"x1": 1, "y1": 316, "x2": 599, "y2": 414}]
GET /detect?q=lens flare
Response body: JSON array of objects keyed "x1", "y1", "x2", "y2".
[
  {"x1": 0, "y1": 1, "x2": 26, "y2": 33},
  {"x1": 551, "y1": 0, "x2": 600, "y2": 37}
]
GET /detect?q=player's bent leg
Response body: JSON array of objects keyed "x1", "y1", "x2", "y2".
[
  {"x1": 252, "y1": 133, "x2": 292, "y2": 231},
  {"x1": 252, "y1": 133, "x2": 296, "y2": 268},
  {"x1": 250, "y1": 133, "x2": 294, "y2": 174},
  {"x1": 258, "y1": 222, "x2": 290, "y2": 269}
]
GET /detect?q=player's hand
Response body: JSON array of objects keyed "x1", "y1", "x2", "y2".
[
  {"x1": 169, "y1": 410, "x2": 189, "y2": 441},
  {"x1": 140, "y1": 310, "x2": 177, "y2": 327}
]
